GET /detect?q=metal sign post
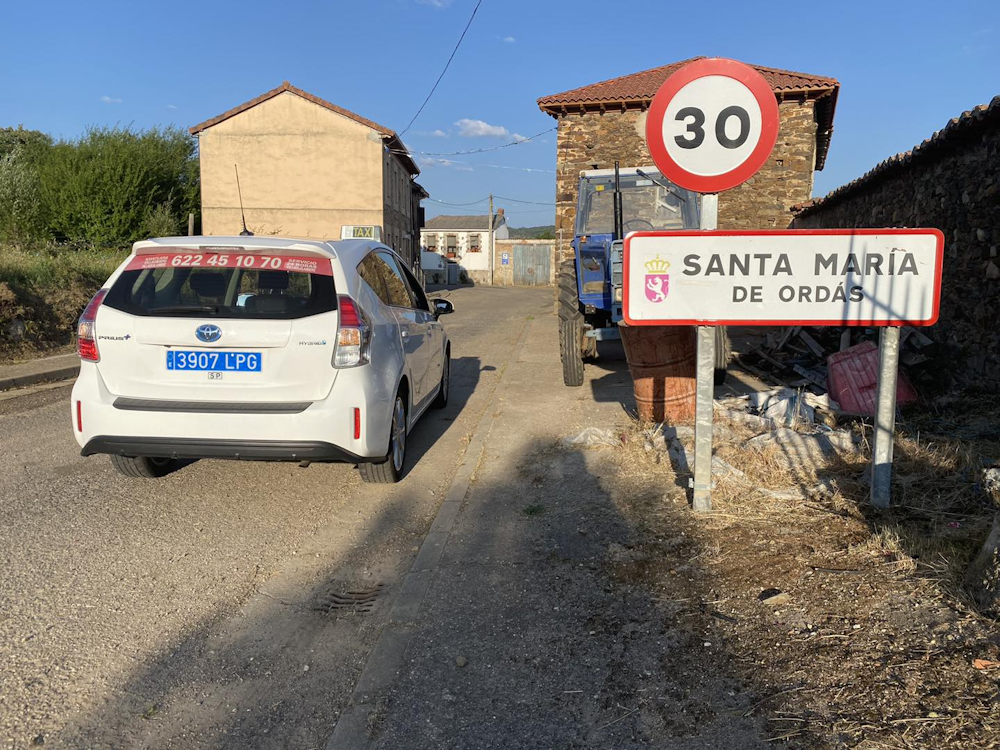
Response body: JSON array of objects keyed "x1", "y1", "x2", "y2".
[
  {"x1": 871, "y1": 326, "x2": 901, "y2": 508},
  {"x1": 632, "y1": 57, "x2": 942, "y2": 513},
  {"x1": 692, "y1": 193, "x2": 718, "y2": 512}
]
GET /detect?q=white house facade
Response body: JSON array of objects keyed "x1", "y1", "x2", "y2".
[{"x1": 420, "y1": 210, "x2": 509, "y2": 283}]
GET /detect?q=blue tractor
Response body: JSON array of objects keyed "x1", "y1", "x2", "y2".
[{"x1": 557, "y1": 163, "x2": 729, "y2": 386}]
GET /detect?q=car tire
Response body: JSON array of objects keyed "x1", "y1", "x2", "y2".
[
  {"x1": 358, "y1": 392, "x2": 407, "y2": 484},
  {"x1": 432, "y1": 348, "x2": 450, "y2": 409},
  {"x1": 714, "y1": 326, "x2": 730, "y2": 386},
  {"x1": 110, "y1": 454, "x2": 177, "y2": 479},
  {"x1": 557, "y1": 259, "x2": 585, "y2": 387}
]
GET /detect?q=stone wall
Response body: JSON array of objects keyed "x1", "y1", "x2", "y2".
[
  {"x1": 553, "y1": 99, "x2": 819, "y2": 260},
  {"x1": 793, "y1": 98, "x2": 1000, "y2": 388}
]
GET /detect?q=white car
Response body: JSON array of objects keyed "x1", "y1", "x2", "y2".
[{"x1": 70, "y1": 236, "x2": 453, "y2": 484}]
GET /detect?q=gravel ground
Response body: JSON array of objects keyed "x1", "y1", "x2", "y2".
[
  {"x1": 367, "y1": 308, "x2": 773, "y2": 748},
  {"x1": 0, "y1": 285, "x2": 550, "y2": 749}
]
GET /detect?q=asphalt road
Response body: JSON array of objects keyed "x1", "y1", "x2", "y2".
[{"x1": 0, "y1": 286, "x2": 552, "y2": 749}]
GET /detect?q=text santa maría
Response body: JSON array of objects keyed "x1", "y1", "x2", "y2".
[
  {"x1": 680, "y1": 251, "x2": 920, "y2": 277},
  {"x1": 664, "y1": 251, "x2": 923, "y2": 304}
]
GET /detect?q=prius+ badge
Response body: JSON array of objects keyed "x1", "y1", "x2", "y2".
[{"x1": 195, "y1": 324, "x2": 222, "y2": 343}]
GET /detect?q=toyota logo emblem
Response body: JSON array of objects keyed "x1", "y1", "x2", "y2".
[{"x1": 195, "y1": 324, "x2": 222, "y2": 343}]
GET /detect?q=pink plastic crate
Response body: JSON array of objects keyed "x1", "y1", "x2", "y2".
[{"x1": 826, "y1": 341, "x2": 918, "y2": 417}]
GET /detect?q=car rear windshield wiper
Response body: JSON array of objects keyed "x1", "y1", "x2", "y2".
[{"x1": 148, "y1": 304, "x2": 219, "y2": 315}]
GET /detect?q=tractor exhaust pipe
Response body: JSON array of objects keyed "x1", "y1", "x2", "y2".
[{"x1": 613, "y1": 160, "x2": 623, "y2": 242}]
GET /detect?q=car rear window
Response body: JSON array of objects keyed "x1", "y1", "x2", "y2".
[{"x1": 104, "y1": 251, "x2": 336, "y2": 319}]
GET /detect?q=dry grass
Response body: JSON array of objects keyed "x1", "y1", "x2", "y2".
[
  {"x1": 612, "y1": 409, "x2": 999, "y2": 606},
  {"x1": 601, "y1": 403, "x2": 1000, "y2": 749}
]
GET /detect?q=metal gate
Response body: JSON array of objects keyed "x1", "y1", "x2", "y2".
[{"x1": 512, "y1": 244, "x2": 552, "y2": 286}]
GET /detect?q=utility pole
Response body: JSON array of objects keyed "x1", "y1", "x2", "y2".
[{"x1": 488, "y1": 194, "x2": 495, "y2": 286}]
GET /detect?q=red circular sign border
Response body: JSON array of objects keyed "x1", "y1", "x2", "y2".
[{"x1": 645, "y1": 58, "x2": 780, "y2": 194}]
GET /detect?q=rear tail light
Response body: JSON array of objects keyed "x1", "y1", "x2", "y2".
[
  {"x1": 334, "y1": 296, "x2": 370, "y2": 368},
  {"x1": 77, "y1": 289, "x2": 109, "y2": 362}
]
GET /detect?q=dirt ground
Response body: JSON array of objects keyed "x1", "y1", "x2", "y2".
[
  {"x1": 601, "y1": 394, "x2": 1000, "y2": 748},
  {"x1": 5, "y1": 284, "x2": 999, "y2": 749}
]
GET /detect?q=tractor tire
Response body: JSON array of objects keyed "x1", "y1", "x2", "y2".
[
  {"x1": 714, "y1": 326, "x2": 730, "y2": 386},
  {"x1": 557, "y1": 259, "x2": 585, "y2": 387}
]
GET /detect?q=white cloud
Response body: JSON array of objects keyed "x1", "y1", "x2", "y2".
[
  {"x1": 418, "y1": 157, "x2": 473, "y2": 172},
  {"x1": 166, "y1": 104, "x2": 178, "y2": 110},
  {"x1": 455, "y1": 118, "x2": 512, "y2": 138},
  {"x1": 511, "y1": 133, "x2": 528, "y2": 142},
  {"x1": 100, "y1": 95, "x2": 122, "y2": 104},
  {"x1": 430, "y1": 128, "x2": 448, "y2": 137},
  {"x1": 415, "y1": 0, "x2": 452, "y2": 7},
  {"x1": 502, "y1": 35, "x2": 516, "y2": 43}
]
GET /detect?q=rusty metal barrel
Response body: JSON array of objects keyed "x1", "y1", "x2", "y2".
[{"x1": 619, "y1": 324, "x2": 697, "y2": 424}]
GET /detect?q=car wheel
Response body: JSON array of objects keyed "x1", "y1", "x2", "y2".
[
  {"x1": 358, "y1": 393, "x2": 407, "y2": 484},
  {"x1": 432, "y1": 348, "x2": 450, "y2": 409},
  {"x1": 110, "y1": 454, "x2": 177, "y2": 479}
]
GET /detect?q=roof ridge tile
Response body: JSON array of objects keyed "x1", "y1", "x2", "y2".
[{"x1": 794, "y1": 95, "x2": 1000, "y2": 216}]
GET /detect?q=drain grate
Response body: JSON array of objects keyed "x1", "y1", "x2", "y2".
[{"x1": 313, "y1": 583, "x2": 385, "y2": 615}]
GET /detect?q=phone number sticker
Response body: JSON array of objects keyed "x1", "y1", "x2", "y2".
[{"x1": 128, "y1": 253, "x2": 331, "y2": 275}]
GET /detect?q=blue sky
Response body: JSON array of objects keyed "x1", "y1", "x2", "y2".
[{"x1": 2, "y1": 0, "x2": 997, "y2": 227}]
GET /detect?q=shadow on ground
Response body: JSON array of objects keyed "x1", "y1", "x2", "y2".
[
  {"x1": 367, "y1": 441, "x2": 776, "y2": 749},
  {"x1": 57, "y1": 397, "x2": 784, "y2": 749},
  {"x1": 55, "y1": 358, "x2": 484, "y2": 749}
]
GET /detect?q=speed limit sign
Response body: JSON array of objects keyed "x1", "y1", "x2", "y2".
[{"x1": 645, "y1": 58, "x2": 780, "y2": 194}]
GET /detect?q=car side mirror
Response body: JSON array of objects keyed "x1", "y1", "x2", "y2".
[{"x1": 431, "y1": 298, "x2": 454, "y2": 318}]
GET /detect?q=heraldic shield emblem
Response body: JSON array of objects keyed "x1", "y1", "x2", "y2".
[{"x1": 644, "y1": 257, "x2": 670, "y2": 303}]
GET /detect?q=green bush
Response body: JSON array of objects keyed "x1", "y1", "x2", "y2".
[
  {"x1": 0, "y1": 148, "x2": 48, "y2": 247},
  {"x1": 36, "y1": 126, "x2": 198, "y2": 247},
  {"x1": 144, "y1": 201, "x2": 182, "y2": 238},
  {"x1": 0, "y1": 126, "x2": 52, "y2": 160}
]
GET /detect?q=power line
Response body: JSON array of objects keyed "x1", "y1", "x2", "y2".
[
  {"x1": 424, "y1": 196, "x2": 556, "y2": 211},
  {"x1": 401, "y1": 127, "x2": 555, "y2": 156},
  {"x1": 496, "y1": 207, "x2": 556, "y2": 215},
  {"x1": 493, "y1": 194, "x2": 556, "y2": 205},
  {"x1": 425, "y1": 196, "x2": 490, "y2": 207},
  {"x1": 399, "y1": 0, "x2": 484, "y2": 137},
  {"x1": 417, "y1": 158, "x2": 555, "y2": 174}
]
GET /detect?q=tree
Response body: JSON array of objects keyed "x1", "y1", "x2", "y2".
[
  {"x1": 36, "y1": 126, "x2": 199, "y2": 246},
  {"x1": 0, "y1": 126, "x2": 52, "y2": 160}
]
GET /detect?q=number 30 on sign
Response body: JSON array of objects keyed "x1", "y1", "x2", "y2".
[{"x1": 645, "y1": 58, "x2": 781, "y2": 194}]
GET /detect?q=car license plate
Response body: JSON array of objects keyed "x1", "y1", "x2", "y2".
[{"x1": 166, "y1": 351, "x2": 261, "y2": 372}]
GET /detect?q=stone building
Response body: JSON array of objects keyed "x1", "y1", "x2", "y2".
[
  {"x1": 190, "y1": 81, "x2": 424, "y2": 266},
  {"x1": 793, "y1": 96, "x2": 1000, "y2": 388},
  {"x1": 536, "y1": 57, "x2": 840, "y2": 259}
]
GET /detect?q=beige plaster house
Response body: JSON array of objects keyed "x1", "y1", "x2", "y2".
[{"x1": 190, "y1": 81, "x2": 425, "y2": 266}]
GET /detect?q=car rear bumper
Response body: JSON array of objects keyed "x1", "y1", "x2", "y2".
[
  {"x1": 81, "y1": 436, "x2": 369, "y2": 463},
  {"x1": 71, "y1": 361, "x2": 397, "y2": 461}
]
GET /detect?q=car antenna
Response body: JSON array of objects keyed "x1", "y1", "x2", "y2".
[{"x1": 235, "y1": 164, "x2": 254, "y2": 236}]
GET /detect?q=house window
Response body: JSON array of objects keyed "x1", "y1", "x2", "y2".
[
  {"x1": 425, "y1": 235, "x2": 437, "y2": 253},
  {"x1": 446, "y1": 234, "x2": 457, "y2": 256},
  {"x1": 469, "y1": 233, "x2": 481, "y2": 252}
]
